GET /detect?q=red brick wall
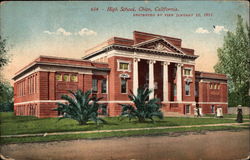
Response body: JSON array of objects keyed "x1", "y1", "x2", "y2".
[
  {"x1": 49, "y1": 72, "x2": 56, "y2": 100},
  {"x1": 39, "y1": 102, "x2": 58, "y2": 118},
  {"x1": 108, "y1": 56, "x2": 133, "y2": 101},
  {"x1": 83, "y1": 74, "x2": 92, "y2": 91},
  {"x1": 182, "y1": 64, "x2": 195, "y2": 102},
  {"x1": 197, "y1": 82, "x2": 227, "y2": 103},
  {"x1": 14, "y1": 72, "x2": 40, "y2": 103},
  {"x1": 39, "y1": 71, "x2": 49, "y2": 100}
]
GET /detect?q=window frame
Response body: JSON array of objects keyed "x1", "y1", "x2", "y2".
[
  {"x1": 120, "y1": 78, "x2": 127, "y2": 94},
  {"x1": 183, "y1": 67, "x2": 193, "y2": 77},
  {"x1": 173, "y1": 84, "x2": 177, "y2": 96},
  {"x1": 185, "y1": 105, "x2": 190, "y2": 114},
  {"x1": 101, "y1": 79, "x2": 107, "y2": 94},
  {"x1": 70, "y1": 74, "x2": 78, "y2": 82},
  {"x1": 92, "y1": 79, "x2": 98, "y2": 93},
  {"x1": 63, "y1": 74, "x2": 70, "y2": 82},
  {"x1": 185, "y1": 82, "x2": 191, "y2": 96},
  {"x1": 211, "y1": 105, "x2": 215, "y2": 113},
  {"x1": 117, "y1": 60, "x2": 131, "y2": 72}
]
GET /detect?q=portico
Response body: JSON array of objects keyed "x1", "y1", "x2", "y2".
[{"x1": 133, "y1": 57, "x2": 184, "y2": 102}]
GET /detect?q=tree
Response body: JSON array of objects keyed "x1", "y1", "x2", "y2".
[
  {"x1": 0, "y1": 81, "x2": 14, "y2": 112},
  {"x1": 214, "y1": 15, "x2": 250, "y2": 107},
  {"x1": 120, "y1": 87, "x2": 163, "y2": 123},
  {"x1": 54, "y1": 90, "x2": 106, "y2": 125},
  {"x1": 0, "y1": 36, "x2": 13, "y2": 112},
  {"x1": 0, "y1": 36, "x2": 9, "y2": 70}
]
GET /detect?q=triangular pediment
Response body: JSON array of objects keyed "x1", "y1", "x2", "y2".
[{"x1": 133, "y1": 38, "x2": 184, "y2": 54}]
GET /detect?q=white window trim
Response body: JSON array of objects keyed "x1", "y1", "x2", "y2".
[
  {"x1": 117, "y1": 60, "x2": 131, "y2": 72},
  {"x1": 183, "y1": 67, "x2": 193, "y2": 77}
]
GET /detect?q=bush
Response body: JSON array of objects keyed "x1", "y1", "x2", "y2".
[
  {"x1": 120, "y1": 87, "x2": 163, "y2": 123},
  {"x1": 54, "y1": 90, "x2": 106, "y2": 125}
]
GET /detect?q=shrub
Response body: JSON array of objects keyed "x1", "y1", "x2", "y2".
[
  {"x1": 120, "y1": 87, "x2": 163, "y2": 123},
  {"x1": 54, "y1": 90, "x2": 106, "y2": 125}
]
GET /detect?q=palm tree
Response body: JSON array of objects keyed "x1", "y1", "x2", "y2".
[
  {"x1": 120, "y1": 87, "x2": 163, "y2": 123},
  {"x1": 54, "y1": 90, "x2": 106, "y2": 125}
]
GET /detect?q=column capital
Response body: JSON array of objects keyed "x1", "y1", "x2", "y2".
[
  {"x1": 162, "y1": 61, "x2": 170, "y2": 66},
  {"x1": 134, "y1": 58, "x2": 140, "y2": 62},
  {"x1": 176, "y1": 63, "x2": 183, "y2": 67},
  {"x1": 148, "y1": 60, "x2": 156, "y2": 64}
]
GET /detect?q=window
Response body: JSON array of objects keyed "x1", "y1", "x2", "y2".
[
  {"x1": 71, "y1": 75, "x2": 78, "y2": 82},
  {"x1": 173, "y1": 68, "x2": 177, "y2": 77},
  {"x1": 184, "y1": 68, "x2": 191, "y2": 76},
  {"x1": 119, "y1": 62, "x2": 129, "y2": 70},
  {"x1": 117, "y1": 60, "x2": 131, "y2": 72},
  {"x1": 185, "y1": 82, "x2": 191, "y2": 96},
  {"x1": 56, "y1": 74, "x2": 62, "y2": 81},
  {"x1": 173, "y1": 84, "x2": 177, "y2": 96},
  {"x1": 185, "y1": 105, "x2": 190, "y2": 114},
  {"x1": 101, "y1": 79, "x2": 107, "y2": 93},
  {"x1": 195, "y1": 84, "x2": 199, "y2": 97},
  {"x1": 63, "y1": 74, "x2": 70, "y2": 82},
  {"x1": 92, "y1": 79, "x2": 98, "y2": 93},
  {"x1": 121, "y1": 79, "x2": 127, "y2": 93},
  {"x1": 214, "y1": 84, "x2": 217, "y2": 89},
  {"x1": 211, "y1": 105, "x2": 215, "y2": 113},
  {"x1": 210, "y1": 83, "x2": 213, "y2": 89}
]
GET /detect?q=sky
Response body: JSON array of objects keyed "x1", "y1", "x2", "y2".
[{"x1": 0, "y1": 1, "x2": 249, "y2": 85}]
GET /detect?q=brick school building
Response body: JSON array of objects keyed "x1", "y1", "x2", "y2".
[{"x1": 13, "y1": 31, "x2": 228, "y2": 118}]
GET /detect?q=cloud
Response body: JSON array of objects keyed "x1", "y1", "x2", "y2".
[
  {"x1": 77, "y1": 28, "x2": 97, "y2": 36},
  {"x1": 44, "y1": 28, "x2": 97, "y2": 36},
  {"x1": 57, "y1": 28, "x2": 72, "y2": 36},
  {"x1": 213, "y1": 25, "x2": 228, "y2": 34},
  {"x1": 195, "y1": 27, "x2": 210, "y2": 34},
  {"x1": 43, "y1": 28, "x2": 72, "y2": 36}
]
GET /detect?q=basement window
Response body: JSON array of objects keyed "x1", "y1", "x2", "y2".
[{"x1": 185, "y1": 105, "x2": 190, "y2": 114}]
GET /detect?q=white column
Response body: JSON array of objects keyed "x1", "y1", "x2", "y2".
[
  {"x1": 176, "y1": 63, "x2": 183, "y2": 101},
  {"x1": 163, "y1": 62, "x2": 170, "y2": 102},
  {"x1": 133, "y1": 58, "x2": 140, "y2": 95},
  {"x1": 149, "y1": 60, "x2": 155, "y2": 99}
]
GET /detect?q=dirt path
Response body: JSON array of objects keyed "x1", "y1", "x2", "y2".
[{"x1": 1, "y1": 130, "x2": 249, "y2": 160}]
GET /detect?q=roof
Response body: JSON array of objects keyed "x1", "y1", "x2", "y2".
[
  {"x1": 195, "y1": 71, "x2": 228, "y2": 81},
  {"x1": 13, "y1": 55, "x2": 109, "y2": 80},
  {"x1": 82, "y1": 31, "x2": 197, "y2": 60}
]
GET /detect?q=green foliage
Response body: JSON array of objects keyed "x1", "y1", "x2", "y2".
[
  {"x1": 120, "y1": 87, "x2": 163, "y2": 122},
  {"x1": 0, "y1": 36, "x2": 9, "y2": 69},
  {"x1": 0, "y1": 81, "x2": 14, "y2": 112},
  {"x1": 214, "y1": 15, "x2": 250, "y2": 107},
  {"x1": 54, "y1": 90, "x2": 106, "y2": 125}
]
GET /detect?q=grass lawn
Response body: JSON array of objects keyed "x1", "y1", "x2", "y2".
[
  {"x1": 0, "y1": 112, "x2": 241, "y2": 136},
  {"x1": 1, "y1": 125, "x2": 247, "y2": 144},
  {"x1": 205, "y1": 114, "x2": 250, "y2": 119}
]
